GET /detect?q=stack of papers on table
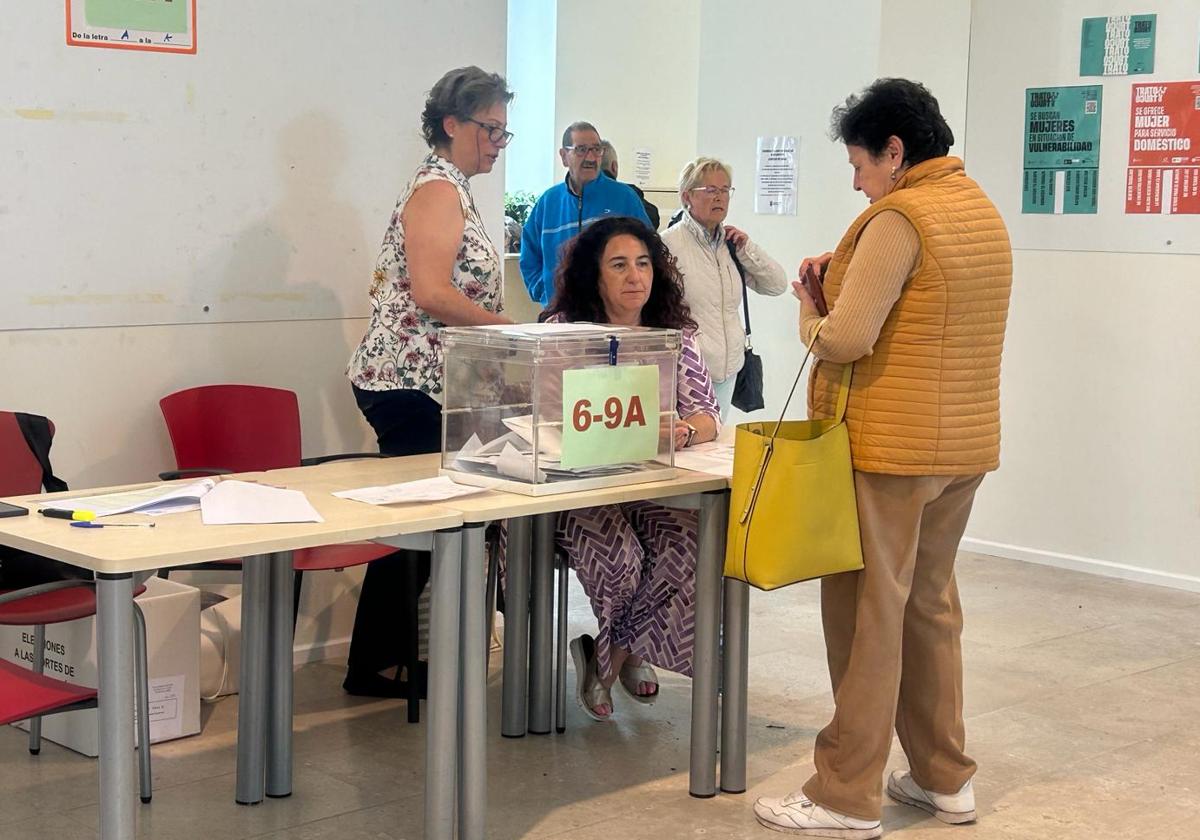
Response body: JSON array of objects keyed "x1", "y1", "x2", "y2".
[
  {"x1": 451, "y1": 431, "x2": 638, "y2": 483},
  {"x1": 42, "y1": 478, "x2": 324, "y2": 524},
  {"x1": 333, "y1": 476, "x2": 488, "y2": 505},
  {"x1": 41, "y1": 479, "x2": 218, "y2": 517}
]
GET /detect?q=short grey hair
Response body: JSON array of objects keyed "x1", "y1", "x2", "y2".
[
  {"x1": 561, "y1": 120, "x2": 599, "y2": 148},
  {"x1": 421, "y1": 66, "x2": 513, "y2": 149},
  {"x1": 599, "y1": 140, "x2": 618, "y2": 177},
  {"x1": 678, "y1": 156, "x2": 734, "y2": 193}
]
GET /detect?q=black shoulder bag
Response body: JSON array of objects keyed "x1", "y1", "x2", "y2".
[
  {"x1": 0, "y1": 413, "x2": 89, "y2": 586},
  {"x1": 728, "y1": 243, "x2": 765, "y2": 412}
]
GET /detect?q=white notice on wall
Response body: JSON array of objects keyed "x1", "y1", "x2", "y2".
[
  {"x1": 633, "y1": 147, "x2": 653, "y2": 188},
  {"x1": 755, "y1": 136, "x2": 798, "y2": 215}
]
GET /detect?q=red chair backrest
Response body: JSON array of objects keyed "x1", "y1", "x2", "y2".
[
  {"x1": 0, "y1": 412, "x2": 54, "y2": 497},
  {"x1": 159, "y1": 385, "x2": 302, "y2": 473}
]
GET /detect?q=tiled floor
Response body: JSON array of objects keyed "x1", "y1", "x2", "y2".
[{"x1": 3, "y1": 551, "x2": 1199, "y2": 838}]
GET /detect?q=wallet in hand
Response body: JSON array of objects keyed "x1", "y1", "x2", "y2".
[{"x1": 801, "y1": 264, "x2": 830, "y2": 316}]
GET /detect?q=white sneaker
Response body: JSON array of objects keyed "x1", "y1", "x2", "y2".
[
  {"x1": 886, "y1": 771, "x2": 976, "y2": 824},
  {"x1": 754, "y1": 792, "x2": 882, "y2": 838}
]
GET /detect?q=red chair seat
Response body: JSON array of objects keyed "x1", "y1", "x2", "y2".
[
  {"x1": 292, "y1": 542, "x2": 396, "y2": 573},
  {"x1": 0, "y1": 659, "x2": 97, "y2": 725},
  {"x1": 0, "y1": 583, "x2": 147, "y2": 626}
]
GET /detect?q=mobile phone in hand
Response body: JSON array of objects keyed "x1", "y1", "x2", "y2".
[{"x1": 801, "y1": 264, "x2": 830, "y2": 316}]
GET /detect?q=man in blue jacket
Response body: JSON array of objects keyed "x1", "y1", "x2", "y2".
[{"x1": 519, "y1": 121, "x2": 652, "y2": 306}]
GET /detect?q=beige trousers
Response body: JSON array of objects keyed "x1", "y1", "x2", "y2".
[{"x1": 802, "y1": 471, "x2": 985, "y2": 820}]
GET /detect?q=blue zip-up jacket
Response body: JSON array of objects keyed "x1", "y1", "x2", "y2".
[{"x1": 519, "y1": 174, "x2": 652, "y2": 306}]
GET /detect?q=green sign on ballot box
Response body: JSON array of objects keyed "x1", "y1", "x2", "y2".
[{"x1": 560, "y1": 365, "x2": 660, "y2": 469}]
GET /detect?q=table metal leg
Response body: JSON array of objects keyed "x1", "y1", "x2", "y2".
[
  {"x1": 459, "y1": 524, "x2": 487, "y2": 840},
  {"x1": 720, "y1": 576, "x2": 749, "y2": 794},
  {"x1": 555, "y1": 554, "x2": 568, "y2": 734},
  {"x1": 527, "y1": 513, "x2": 555, "y2": 735},
  {"x1": 426, "y1": 528, "x2": 462, "y2": 840},
  {"x1": 500, "y1": 516, "x2": 531, "y2": 738},
  {"x1": 132, "y1": 603, "x2": 152, "y2": 803},
  {"x1": 689, "y1": 490, "x2": 727, "y2": 798},
  {"x1": 97, "y1": 572, "x2": 136, "y2": 840},
  {"x1": 236, "y1": 554, "x2": 271, "y2": 805},
  {"x1": 266, "y1": 550, "x2": 294, "y2": 798}
]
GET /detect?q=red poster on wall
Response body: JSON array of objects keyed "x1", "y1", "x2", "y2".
[{"x1": 1126, "y1": 81, "x2": 1200, "y2": 214}]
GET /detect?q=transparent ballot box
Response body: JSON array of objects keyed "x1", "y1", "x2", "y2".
[{"x1": 440, "y1": 323, "x2": 680, "y2": 496}]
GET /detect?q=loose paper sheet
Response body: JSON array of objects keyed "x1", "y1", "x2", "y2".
[
  {"x1": 199, "y1": 480, "x2": 323, "y2": 525},
  {"x1": 673, "y1": 442, "x2": 735, "y2": 478},
  {"x1": 333, "y1": 476, "x2": 487, "y2": 505}
]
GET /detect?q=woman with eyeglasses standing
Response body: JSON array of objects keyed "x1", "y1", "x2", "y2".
[
  {"x1": 663, "y1": 157, "x2": 787, "y2": 419},
  {"x1": 343, "y1": 66, "x2": 514, "y2": 697}
]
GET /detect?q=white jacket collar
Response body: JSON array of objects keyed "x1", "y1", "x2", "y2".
[{"x1": 681, "y1": 209, "x2": 725, "y2": 250}]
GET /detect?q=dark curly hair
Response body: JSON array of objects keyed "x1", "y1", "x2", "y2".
[
  {"x1": 831, "y1": 78, "x2": 953, "y2": 166},
  {"x1": 421, "y1": 66, "x2": 513, "y2": 149},
  {"x1": 545, "y1": 216, "x2": 696, "y2": 331}
]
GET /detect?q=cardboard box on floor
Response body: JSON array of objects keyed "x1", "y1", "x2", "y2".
[{"x1": 1, "y1": 575, "x2": 201, "y2": 756}]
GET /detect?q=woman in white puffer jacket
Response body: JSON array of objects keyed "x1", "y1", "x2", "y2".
[{"x1": 662, "y1": 157, "x2": 788, "y2": 418}]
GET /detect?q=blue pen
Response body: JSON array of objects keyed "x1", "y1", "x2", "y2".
[
  {"x1": 71, "y1": 521, "x2": 156, "y2": 529},
  {"x1": 608, "y1": 335, "x2": 619, "y2": 366}
]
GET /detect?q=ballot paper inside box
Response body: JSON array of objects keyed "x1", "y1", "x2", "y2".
[
  {"x1": 440, "y1": 323, "x2": 680, "y2": 495},
  {"x1": 1, "y1": 576, "x2": 201, "y2": 756}
]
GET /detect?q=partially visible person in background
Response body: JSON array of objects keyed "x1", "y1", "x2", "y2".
[
  {"x1": 753, "y1": 78, "x2": 1012, "y2": 839},
  {"x1": 344, "y1": 66, "x2": 513, "y2": 697},
  {"x1": 600, "y1": 140, "x2": 661, "y2": 230},
  {"x1": 662, "y1": 156, "x2": 786, "y2": 418},
  {"x1": 519, "y1": 121, "x2": 651, "y2": 306}
]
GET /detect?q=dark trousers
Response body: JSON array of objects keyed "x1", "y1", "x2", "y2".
[{"x1": 344, "y1": 386, "x2": 442, "y2": 697}]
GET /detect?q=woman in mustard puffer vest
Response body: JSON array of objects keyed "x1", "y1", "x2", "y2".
[{"x1": 755, "y1": 79, "x2": 1012, "y2": 838}]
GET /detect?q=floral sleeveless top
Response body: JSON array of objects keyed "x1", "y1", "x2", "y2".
[{"x1": 347, "y1": 153, "x2": 503, "y2": 399}]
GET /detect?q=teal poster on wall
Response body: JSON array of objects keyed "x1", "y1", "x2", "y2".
[
  {"x1": 1080, "y1": 14, "x2": 1156, "y2": 76},
  {"x1": 1022, "y1": 85, "x2": 1103, "y2": 214}
]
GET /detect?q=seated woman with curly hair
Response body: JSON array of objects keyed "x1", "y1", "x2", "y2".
[{"x1": 544, "y1": 215, "x2": 720, "y2": 721}]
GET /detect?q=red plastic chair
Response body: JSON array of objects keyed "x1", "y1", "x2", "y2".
[
  {"x1": 0, "y1": 412, "x2": 44, "y2": 496},
  {"x1": 157, "y1": 385, "x2": 396, "y2": 632},
  {"x1": 0, "y1": 411, "x2": 153, "y2": 803}
]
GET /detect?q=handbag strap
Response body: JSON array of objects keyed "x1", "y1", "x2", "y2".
[
  {"x1": 726, "y1": 240, "x2": 752, "y2": 344},
  {"x1": 768, "y1": 322, "x2": 853, "y2": 441}
]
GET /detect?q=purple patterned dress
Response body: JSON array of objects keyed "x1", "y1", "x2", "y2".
[{"x1": 556, "y1": 329, "x2": 719, "y2": 681}]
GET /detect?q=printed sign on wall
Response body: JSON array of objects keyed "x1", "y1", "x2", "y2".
[
  {"x1": 755, "y1": 136, "x2": 798, "y2": 215},
  {"x1": 1126, "y1": 81, "x2": 1200, "y2": 214},
  {"x1": 1080, "y1": 14, "x2": 1156, "y2": 76},
  {"x1": 67, "y1": 0, "x2": 196, "y2": 54},
  {"x1": 1022, "y1": 85, "x2": 1103, "y2": 214}
]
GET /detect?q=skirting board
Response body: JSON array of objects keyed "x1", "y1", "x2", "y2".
[
  {"x1": 293, "y1": 636, "x2": 350, "y2": 667},
  {"x1": 961, "y1": 538, "x2": 1200, "y2": 594}
]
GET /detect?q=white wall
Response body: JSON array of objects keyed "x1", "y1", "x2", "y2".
[
  {"x1": 696, "y1": 0, "x2": 885, "y2": 422},
  {"x1": 554, "y1": 0, "x2": 701, "y2": 197},
  {"x1": 2, "y1": 1, "x2": 509, "y2": 657},
  {"x1": 877, "y1": 0, "x2": 972, "y2": 159},
  {"x1": 506, "y1": 0, "x2": 559, "y2": 195},
  {"x1": 959, "y1": 0, "x2": 1200, "y2": 589},
  {"x1": 962, "y1": 250, "x2": 1200, "y2": 589}
]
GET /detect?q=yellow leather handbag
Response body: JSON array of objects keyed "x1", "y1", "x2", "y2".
[{"x1": 724, "y1": 333, "x2": 863, "y2": 590}]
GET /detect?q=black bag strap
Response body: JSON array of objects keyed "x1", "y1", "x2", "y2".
[
  {"x1": 726, "y1": 240, "x2": 752, "y2": 343},
  {"x1": 14, "y1": 412, "x2": 68, "y2": 493}
]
